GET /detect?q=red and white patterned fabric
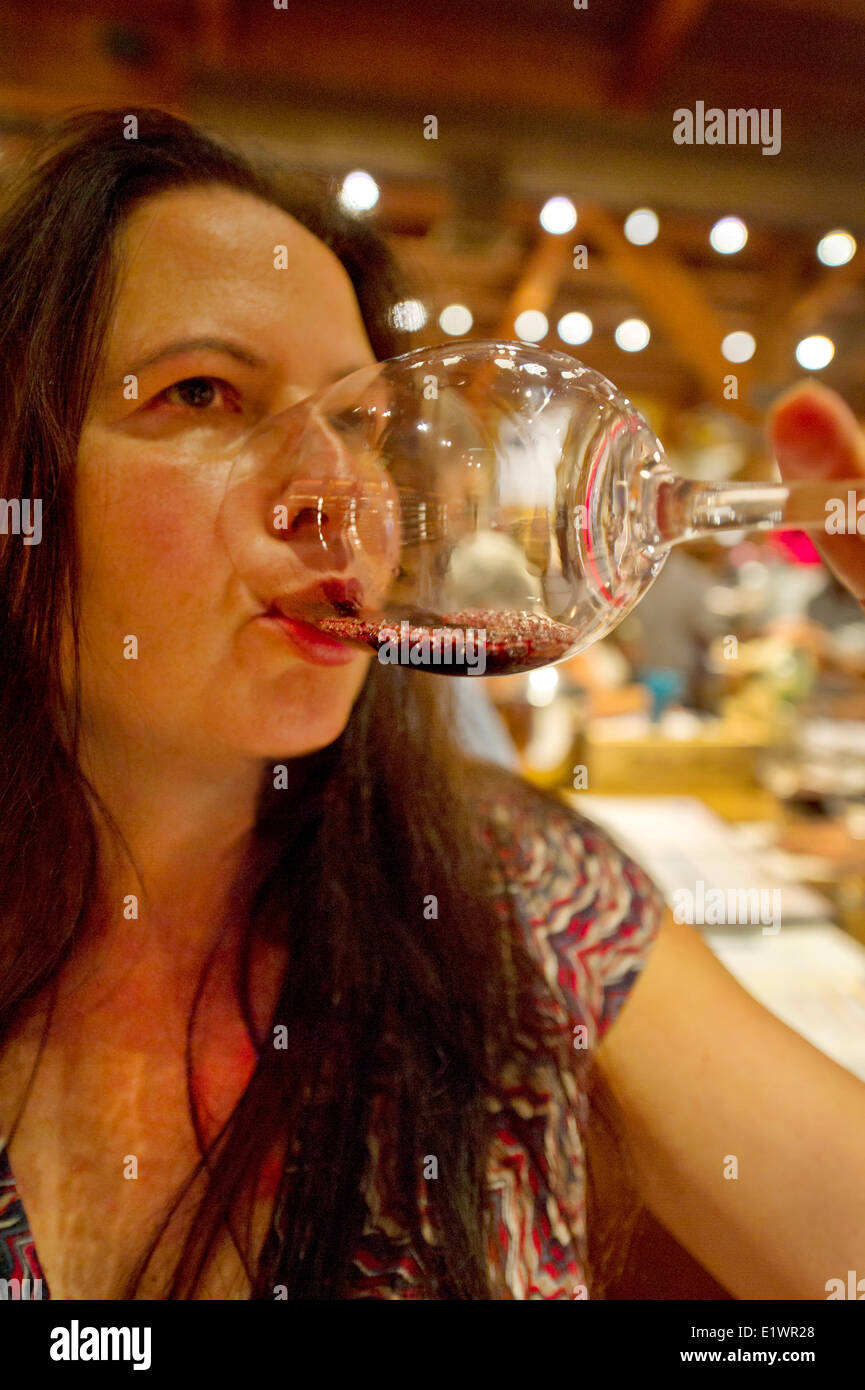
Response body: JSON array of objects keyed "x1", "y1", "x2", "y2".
[{"x1": 344, "y1": 790, "x2": 665, "y2": 1298}]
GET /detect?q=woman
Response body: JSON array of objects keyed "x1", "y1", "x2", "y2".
[{"x1": 0, "y1": 108, "x2": 862, "y2": 1302}]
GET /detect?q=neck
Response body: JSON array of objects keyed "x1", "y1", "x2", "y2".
[{"x1": 77, "y1": 725, "x2": 273, "y2": 959}]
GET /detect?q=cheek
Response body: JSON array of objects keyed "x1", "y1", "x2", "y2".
[
  {"x1": 76, "y1": 444, "x2": 231, "y2": 619},
  {"x1": 69, "y1": 432, "x2": 376, "y2": 748}
]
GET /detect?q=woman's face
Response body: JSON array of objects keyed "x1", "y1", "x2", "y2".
[{"x1": 71, "y1": 185, "x2": 379, "y2": 764}]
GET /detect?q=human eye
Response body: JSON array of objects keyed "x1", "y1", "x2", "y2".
[{"x1": 156, "y1": 376, "x2": 241, "y2": 412}]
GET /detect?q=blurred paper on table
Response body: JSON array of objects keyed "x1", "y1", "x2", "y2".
[{"x1": 570, "y1": 795, "x2": 832, "y2": 925}]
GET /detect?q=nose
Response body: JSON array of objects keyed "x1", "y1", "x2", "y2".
[
  {"x1": 266, "y1": 393, "x2": 396, "y2": 575},
  {"x1": 219, "y1": 373, "x2": 401, "y2": 616},
  {"x1": 278, "y1": 478, "x2": 356, "y2": 571},
  {"x1": 281, "y1": 383, "x2": 314, "y2": 410},
  {"x1": 269, "y1": 394, "x2": 356, "y2": 571}
]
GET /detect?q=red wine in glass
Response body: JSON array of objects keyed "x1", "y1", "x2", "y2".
[{"x1": 316, "y1": 610, "x2": 578, "y2": 676}]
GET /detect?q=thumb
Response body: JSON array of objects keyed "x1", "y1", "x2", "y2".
[
  {"x1": 768, "y1": 379, "x2": 865, "y2": 481},
  {"x1": 767, "y1": 379, "x2": 865, "y2": 606}
]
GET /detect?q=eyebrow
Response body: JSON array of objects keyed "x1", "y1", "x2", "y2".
[
  {"x1": 124, "y1": 337, "x2": 266, "y2": 379},
  {"x1": 119, "y1": 336, "x2": 370, "y2": 387}
]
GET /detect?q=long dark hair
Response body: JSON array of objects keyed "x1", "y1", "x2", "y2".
[{"x1": 0, "y1": 107, "x2": 639, "y2": 1299}]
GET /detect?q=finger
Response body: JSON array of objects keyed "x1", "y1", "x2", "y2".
[
  {"x1": 768, "y1": 379, "x2": 865, "y2": 479},
  {"x1": 767, "y1": 380, "x2": 865, "y2": 604}
]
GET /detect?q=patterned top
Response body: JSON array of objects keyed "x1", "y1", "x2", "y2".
[{"x1": 0, "y1": 787, "x2": 665, "y2": 1300}]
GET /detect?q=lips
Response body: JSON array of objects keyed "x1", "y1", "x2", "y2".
[
  {"x1": 266, "y1": 611, "x2": 359, "y2": 666},
  {"x1": 321, "y1": 577, "x2": 364, "y2": 614},
  {"x1": 261, "y1": 576, "x2": 367, "y2": 667},
  {"x1": 270, "y1": 576, "x2": 364, "y2": 623}
]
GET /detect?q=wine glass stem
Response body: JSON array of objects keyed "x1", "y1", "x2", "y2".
[{"x1": 654, "y1": 476, "x2": 865, "y2": 543}]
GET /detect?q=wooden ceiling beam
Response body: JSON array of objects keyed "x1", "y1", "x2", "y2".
[
  {"x1": 0, "y1": 10, "x2": 189, "y2": 118},
  {"x1": 750, "y1": 245, "x2": 807, "y2": 389},
  {"x1": 195, "y1": 0, "x2": 231, "y2": 67},
  {"x1": 234, "y1": 2, "x2": 610, "y2": 119},
  {"x1": 787, "y1": 255, "x2": 865, "y2": 333},
  {"x1": 376, "y1": 184, "x2": 450, "y2": 227},
  {"x1": 618, "y1": 0, "x2": 711, "y2": 110},
  {"x1": 577, "y1": 202, "x2": 758, "y2": 420},
  {"x1": 0, "y1": 80, "x2": 188, "y2": 120},
  {"x1": 494, "y1": 233, "x2": 574, "y2": 337}
]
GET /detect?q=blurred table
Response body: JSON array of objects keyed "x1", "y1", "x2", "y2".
[
  {"x1": 581, "y1": 712, "x2": 780, "y2": 821},
  {"x1": 569, "y1": 793, "x2": 831, "y2": 925},
  {"x1": 566, "y1": 792, "x2": 865, "y2": 1083}
]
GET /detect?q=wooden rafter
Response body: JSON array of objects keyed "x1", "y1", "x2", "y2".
[
  {"x1": 618, "y1": 0, "x2": 711, "y2": 109},
  {"x1": 750, "y1": 245, "x2": 806, "y2": 388},
  {"x1": 494, "y1": 232, "x2": 573, "y2": 338},
  {"x1": 787, "y1": 252, "x2": 864, "y2": 335},
  {"x1": 195, "y1": 0, "x2": 231, "y2": 67},
  {"x1": 577, "y1": 203, "x2": 758, "y2": 420}
]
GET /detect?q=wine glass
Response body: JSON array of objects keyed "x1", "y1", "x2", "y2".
[{"x1": 218, "y1": 340, "x2": 865, "y2": 676}]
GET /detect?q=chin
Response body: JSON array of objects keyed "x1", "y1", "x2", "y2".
[
  {"x1": 269, "y1": 719, "x2": 353, "y2": 759},
  {"x1": 234, "y1": 682, "x2": 365, "y2": 760},
  {"x1": 213, "y1": 636, "x2": 372, "y2": 758}
]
